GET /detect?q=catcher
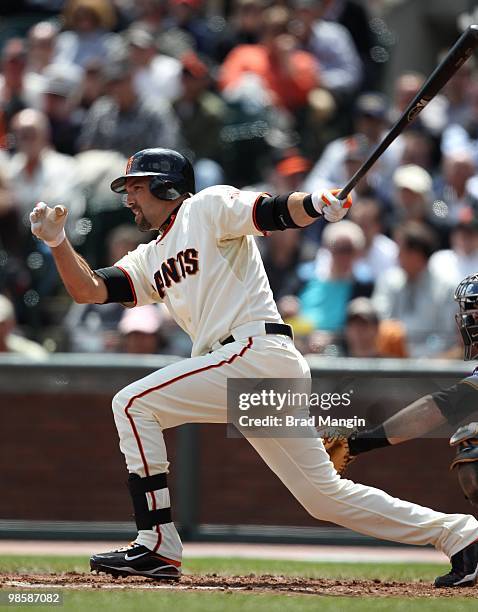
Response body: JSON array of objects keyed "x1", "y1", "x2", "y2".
[{"x1": 325, "y1": 273, "x2": 478, "y2": 509}]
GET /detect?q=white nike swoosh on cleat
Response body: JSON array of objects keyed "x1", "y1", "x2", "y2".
[
  {"x1": 124, "y1": 552, "x2": 149, "y2": 561},
  {"x1": 454, "y1": 564, "x2": 478, "y2": 585}
]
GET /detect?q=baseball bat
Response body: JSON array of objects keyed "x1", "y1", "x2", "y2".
[{"x1": 337, "y1": 24, "x2": 478, "y2": 201}]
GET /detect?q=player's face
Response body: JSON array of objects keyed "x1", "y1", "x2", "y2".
[{"x1": 124, "y1": 177, "x2": 166, "y2": 231}]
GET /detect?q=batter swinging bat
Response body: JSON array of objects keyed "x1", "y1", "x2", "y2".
[{"x1": 338, "y1": 24, "x2": 478, "y2": 201}]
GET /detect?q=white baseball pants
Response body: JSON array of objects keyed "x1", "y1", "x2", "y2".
[{"x1": 111, "y1": 335, "x2": 478, "y2": 563}]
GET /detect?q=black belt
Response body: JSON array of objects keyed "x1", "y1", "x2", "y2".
[{"x1": 220, "y1": 323, "x2": 293, "y2": 346}]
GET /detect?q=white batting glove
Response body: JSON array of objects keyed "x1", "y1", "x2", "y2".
[
  {"x1": 30, "y1": 202, "x2": 68, "y2": 248},
  {"x1": 311, "y1": 189, "x2": 352, "y2": 223}
]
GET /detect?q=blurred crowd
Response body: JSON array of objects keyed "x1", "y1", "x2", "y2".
[{"x1": 0, "y1": 0, "x2": 476, "y2": 360}]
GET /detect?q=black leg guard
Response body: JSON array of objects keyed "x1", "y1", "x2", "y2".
[{"x1": 128, "y1": 473, "x2": 172, "y2": 530}]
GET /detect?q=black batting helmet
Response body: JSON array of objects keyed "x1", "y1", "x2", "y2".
[
  {"x1": 455, "y1": 273, "x2": 478, "y2": 360},
  {"x1": 111, "y1": 148, "x2": 195, "y2": 200}
]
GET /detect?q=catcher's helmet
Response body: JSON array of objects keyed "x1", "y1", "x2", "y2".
[
  {"x1": 455, "y1": 273, "x2": 478, "y2": 360},
  {"x1": 111, "y1": 148, "x2": 195, "y2": 200}
]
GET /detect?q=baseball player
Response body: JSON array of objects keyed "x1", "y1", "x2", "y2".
[
  {"x1": 30, "y1": 148, "x2": 478, "y2": 587},
  {"x1": 332, "y1": 274, "x2": 478, "y2": 507}
]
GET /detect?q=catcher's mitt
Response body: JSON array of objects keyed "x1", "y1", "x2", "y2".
[
  {"x1": 318, "y1": 426, "x2": 357, "y2": 475},
  {"x1": 450, "y1": 422, "x2": 478, "y2": 506}
]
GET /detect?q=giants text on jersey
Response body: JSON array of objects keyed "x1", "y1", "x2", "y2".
[{"x1": 114, "y1": 186, "x2": 282, "y2": 356}]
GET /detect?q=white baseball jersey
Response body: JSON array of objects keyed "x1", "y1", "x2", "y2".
[
  {"x1": 108, "y1": 184, "x2": 478, "y2": 565},
  {"x1": 114, "y1": 185, "x2": 282, "y2": 356}
]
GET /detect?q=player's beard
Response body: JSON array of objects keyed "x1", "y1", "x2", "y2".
[{"x1": 135, "y1": 211, "x2": 152, "y2": 231}]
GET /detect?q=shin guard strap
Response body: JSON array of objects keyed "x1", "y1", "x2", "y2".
[
  {"x1": 128, "y1": 473, "x2": 172, "y2": 530},
  {"x1": 128, "y1": 472, "x2": 168, "y2": 495}
]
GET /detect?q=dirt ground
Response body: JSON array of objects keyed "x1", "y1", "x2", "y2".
[{"x1": 1, "y1": 572, "x2": 477, "y2": 598}]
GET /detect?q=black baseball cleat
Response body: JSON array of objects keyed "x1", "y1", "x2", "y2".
[
  {"x1": 90, "y1": 542, "x2": 181, "y2": 580},
  {"x1": 434, "y1": 539, "x2": 478, "y2": 587}
]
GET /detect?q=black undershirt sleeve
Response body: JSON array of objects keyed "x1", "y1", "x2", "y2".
[
  {"x1": 94, "y1": 266, "x2": 135, "y2": 304},
  {"x1": 432, "y1": 379, "x2": 478, "y2": 426}
]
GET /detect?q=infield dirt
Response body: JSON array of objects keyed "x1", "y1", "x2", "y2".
[{"x1": 1, "y1": 572, "x2": 477, "y2": 598}]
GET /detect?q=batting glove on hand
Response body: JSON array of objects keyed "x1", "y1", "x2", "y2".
[
  {"x1": 30, "y1": 202, "x2": 67, "y2": 248},
  {"x1": 311, "y1": 189, "x2": 352, "y2": 223}
]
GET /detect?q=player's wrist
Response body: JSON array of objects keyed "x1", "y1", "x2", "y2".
[
  {"x1": 303, "y1": 193, "x2": 323, "y2": 218},
  {"x1": 44, "y1": 228, "x2": 66, "y2": 248},
  {"x1": 311, "y1": 191, "x2": 324, "y2": 214},
  {"x1": 348, "y1": 425, "x2": 391, "y2": 456}
]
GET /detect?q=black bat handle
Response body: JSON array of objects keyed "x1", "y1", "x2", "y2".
[{"x1": 337, "y1": 24, "x2": 478, "y2": 201}]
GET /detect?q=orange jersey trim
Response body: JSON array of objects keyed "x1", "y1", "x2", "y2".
[
  {"x1": 252, "y1": 192, "x2": 270, "y2": 236},
  {"x1": 156, "y1": 211, "x2": 179, "y2": 244}
]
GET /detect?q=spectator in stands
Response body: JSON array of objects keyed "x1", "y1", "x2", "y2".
[
  {"x1": 41, "y1": 63, "x2": 83, "y2": 155},
  {"x1": 132, "y1": 0, "x2": 191, "y2": 60},
  {"x1": 391, "y1": 164, "x2": 448, "y2": 246},
  {"x1": 348, "y1": 197, "x2": 398, "y2": 283},
  {"x1": 342, "y1": 136, "x2": 381, "y2": 199},
  {"x1": 78, "y1": 58, "x2": 105, "y2": 112},
  {"x1": 172, "y1": 52, "x2": 226, "y2": 163},
  {"x1": 399, "y1": 129, "x2": 437, "y2": 174},
  {"x1": 313, "y1": 195, "x2": 397, "y2": 283},
  {"x1": 372, "y1": 221, "x2": 456, "y2": 357},
  {"x1": 0, "y1": 38, "x2": 36, "y2": 141},
  {"x1": 393, "y1": 72, "x2": 423, "y2": 115},
  {"x1": 219, "y1": 6, "x2": 320, "y2": 113},
  {"x1": 118, "y1": 304, "x2": 169, "y2": 354},
  {"x1": 24, "y1": 21, "x2": 60, "y2": 104},
  {"x1": 261, "y1": 228, "x2": 311, "y2": 300},
  {"x1": 8, "y1": 109, "x2": 86, "y2": 324},
  {"x1": 215, "y1": 0, "x2": 265, "y2": 63},
  {"x1": 429, "y1": 209, "x2": 478, "y2": 284},
  {"x1": 218, "y1": 68, "x2": 287, "y2": 187},
  {"x1": 63, "y1": 224, "x2": 145, "y2": 353},
  {"x1": 251, "y1": 149, "x2": 318, "y2": 234},
  {"x1": 134, "y1": 0, "x2": 169, "y2": 37},
  {"x1": 73, "y1": 148, "x2": 132, "y2": 266},
  {"x1": 304, "y1": 93, "x2": 402, "y2": 196},
  {"x1": 322, "y1": 0, "x2": 381, "y2": 91},
  {"x1": 434, "y1": 150, "x2": 477, "y2": 224},
  {"x1": 8, "y1": 108, "x2": 85, "y2": 237},
  {"x1": 55, "y1": 0, "x2": 118, "y2": 68},
  {"x1": 299, "y1": 220, "x2": 372, "y2": 332},
  {"x1": 342, "y1": 297, "x2": 408, "y2": 358},
  {"x1": 441, "y1": 56, "x2": 474, "y2": 128},
  {"x1": 293, "y1": 0, "x2": 363, "y2": 98},
  {"x1": 0, "y1": 293, "x2": 48, "y2": 358},
  {"x1": 26, "y1": 21, "x2": 58, "y2": 76},
  {"x1": 168, "y1": 0, "x2": 218, "y2": 58},
  {"x1": 0, "y1": 165, "x2": 32, "y2": 327},
  {"x1": 0, "y1": 164, "x2": 19, "y2": 255},
  {"x1": 391, "y1": 71, "x2": 447, "y2": 137},
  {"x1": 277, "y1": 293, "x2": 315, "y2": 354},
  {"x1": 126, "y1": 26, "x2": 182, "y2": 104},
  {"x1": 270, "y1": 151, "x2": 312, "y2": 194},
  {"x1": 442, "y1": 81, "x2": 478, "y2": 163},
  {"x1": 78, "y1": 60, "x2": 180, "y2": 157},
  {"x1": 392, "y1": 164, "x2": 433, "y2": 223}
]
